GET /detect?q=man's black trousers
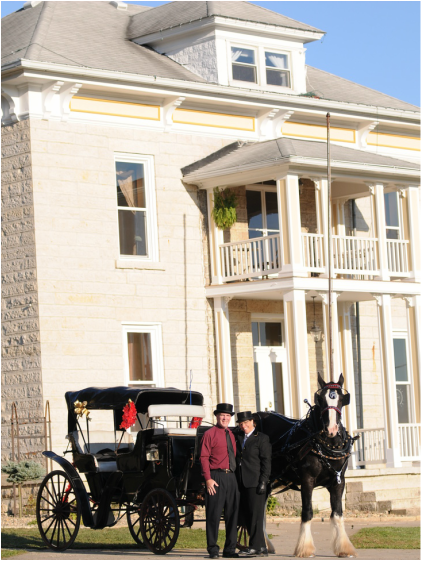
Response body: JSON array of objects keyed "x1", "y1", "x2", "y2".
[
  {"x1": 239, "y1": 482, "x2": 266, "y2": 550},
  {"x1": 205, "y1": 470, "x2": 240, "y2": 555}
]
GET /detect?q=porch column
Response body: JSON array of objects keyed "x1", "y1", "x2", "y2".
[
  {"x1": 214, "y1": 297, "x2": 234, "y2": 407},
  {"x1": 207, "y1": 188, "x2": 223, "y2": 284},
  {"x1": 319, "y1": 291, "x2": 341, "y2": 381},
  {"x1": 405, "y1": 187, "x2": 421, "y2": 282},
  {"x1": 369, "y1": 183, "x2": 390, "y2": 281},
  {"x1": 338, "y1": 303, "x2": 358, "y2": 460},
  {"x1": 314, "y1": 178, "x2": 329, "y2": 277},
  {"x1": 277, "y1": 174, "x2": 306, "y2": 277},
  {"x1": 405, "y1": 295, "x2": 422, "y2": 425},
  {"x1": 283, "y1": 290, "x2": 311, "y2": 417},
  {"x1": 335, "y1": 201, "x2": 347, "y2": 237},
  {"x1": 373, "y1": 294, "x2": 401, "y2": 467}
]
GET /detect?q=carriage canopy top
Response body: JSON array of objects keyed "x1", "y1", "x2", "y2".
[{"x1": 65, "y1": 386, "x2": 204, "y2": 432}]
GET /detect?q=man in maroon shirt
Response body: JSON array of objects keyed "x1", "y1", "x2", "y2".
[{"x1": 200, "y1": 403, "x2": 241, "y2": 559}]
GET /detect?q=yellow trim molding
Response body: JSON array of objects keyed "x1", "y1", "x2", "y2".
[
  {"x1": 173, "y1": 108, "x2": 255, "y2": 132},
  {"x1": 70, "y1": 96, "x2": 161, "y2": 121},
  {"x1": 367, "y1": 131, "x2": 420, "y2": 151},
  {"x1": 282, "y1": 121, "x2": 356, "y2": 143}
]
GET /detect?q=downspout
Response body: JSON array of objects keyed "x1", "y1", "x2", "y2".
[{"x1": 352, "y1": 200, "x2": 363, "y2": 429}]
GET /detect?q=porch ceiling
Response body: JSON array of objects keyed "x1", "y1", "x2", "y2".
[{"x1": 181, "y1": 137, "x2": 420, "y2": 189}]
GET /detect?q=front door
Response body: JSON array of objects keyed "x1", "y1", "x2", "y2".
[{"x1": 252, "y1": 320, "x2": 289, "y2": 414}]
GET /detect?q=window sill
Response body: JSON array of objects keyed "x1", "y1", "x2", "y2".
[{"x1": 115, "y1": 259, "x2": 166, "y2": 271}]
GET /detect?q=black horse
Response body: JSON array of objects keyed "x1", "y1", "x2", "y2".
[{"x1": 256, "y1": 373, "x2": 357, "y2": 558}]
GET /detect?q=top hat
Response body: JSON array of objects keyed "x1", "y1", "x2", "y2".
[
  {"x1": 214, "y1": 403, "x2": 235, "y2": 416},
  {"x1": 236, "y1": 411, "x2": 254, "y2": 423}
]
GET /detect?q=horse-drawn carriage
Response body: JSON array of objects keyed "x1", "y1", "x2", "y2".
[{"x1": 37, "y1": 386, "x2": 212, "y2": 554}]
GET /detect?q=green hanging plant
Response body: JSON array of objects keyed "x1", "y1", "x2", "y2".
[{"x1": 211, "y1": 187, "x2": 238, "y2": 230}]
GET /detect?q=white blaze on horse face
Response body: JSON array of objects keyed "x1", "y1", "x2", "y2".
[{"x1": 326, "y1": 390, "x2": 339, "y2": 437}]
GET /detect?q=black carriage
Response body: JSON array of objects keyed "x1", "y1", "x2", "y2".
[{"x1": 36, "y1": 386, "x2": 211, "y2": 554}]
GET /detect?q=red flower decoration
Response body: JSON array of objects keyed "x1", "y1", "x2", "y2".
[
  {"x1": 120, "y1": 399, "x2": 137, "y2": 430},
  {"x1": 189, "y1": 417, "x2": 202, "y2": 429}
]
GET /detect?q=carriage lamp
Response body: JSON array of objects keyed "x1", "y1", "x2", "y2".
[
  {"x1": 146, "y1": 444, "x2": 160, "y2": 462},
  {"x1": 310, "y1": 296, "x2": 322, "y2": 342}
]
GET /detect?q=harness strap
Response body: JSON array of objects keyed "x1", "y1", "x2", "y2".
[
  {"x1": 321, "y1": 405, "x2": 342, "y2": 416},
  {"x1": 324, "y1": 383, "x2": 342, "y2": 390}
]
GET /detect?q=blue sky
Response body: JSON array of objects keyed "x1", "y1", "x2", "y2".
[{"x1": 1, "y1": 1, "x2": 420, "y2": 106}]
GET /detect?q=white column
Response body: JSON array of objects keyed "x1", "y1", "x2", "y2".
[
  {"x1": 283, "y1": 290, "x2": 311, "y2": 417},
  {"x1": 207, "y1": 188, "x2": 223, "y2": 284},
  {"x1": 276, "y1": 174, "x2": 306, "y2": 277},
  {"x1": 371, "y1": 183, "x2": 390, "y2": 281},
  {"x1": 338, "y1": 303, "x2": 358, "y2": 461},
  {"x1": 405, "y1": 295, "x2": 422, "y2": 425},
  {"x1": 406, "y1": 186, "x2": 421, "y2": 282},
  {"x1": 373, "y1": 294, "x2": 401, "y2": 467},
  {"x1": 336, "y1": 201, "x2": 346, "y2": 237},
  {"x1": 213, "y1": 297, "x2": 234, "y2": 408},
  {"x1": 319, "y1": 291, "x2": 341, "y2": 381},
  {"x1": 314, "y1": 178, "x2": 330, "y2": 278}
]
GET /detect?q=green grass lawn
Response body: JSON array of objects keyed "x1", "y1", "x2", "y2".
[
  {"x1": 1, "y1": 550, "x2": 25, "y2": 559},
  {"x1": 351, "y1": 527, "x2": 420, "y2": 549},
  {"x1": 1, "y1": 526, "x2": 225, "y2": 551}
]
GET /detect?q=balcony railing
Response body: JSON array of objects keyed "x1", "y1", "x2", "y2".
[
  {"x1": 302, "y1": 233, "x2": 324, "y2": 273},
  {"x1": 332, "y1": 235, "x2": 379, "y2": 276},
  {"x1": 387, "y1": 239, "x2": 410, "y2": 277},
  {"x1": 398, "y1": 423, "x2": 421, "y2": 461},
  {"x1": 220, "y1": 234, "x2": 281, "y2": 282},
  {"x1": 352, "y1": 427, "x2": 386, "y2": 466}
]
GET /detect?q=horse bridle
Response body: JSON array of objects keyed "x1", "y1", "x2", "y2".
[{"x1": 316, "y1": 383, "x2": 350, "y2": 417}]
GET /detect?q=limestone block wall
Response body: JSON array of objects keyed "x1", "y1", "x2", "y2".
[
  {"x1": 1, "y1": 120, "x2": 44, "y2": 462},
  {"x1": 166, "y1": 34, "x2": 218, "y2": 83},
  {"x1": 299, "y1": 178, "x2": 317, "y2": 233},
  {"x1": 223, "y1": 186, "x2": 248, "y2": 244},
  {"x1": 29, "y1": 119, "x2": 230, "y2": 451},
  {"x1": 305, "y1": 301, "x2": 325, "y2": 396}
]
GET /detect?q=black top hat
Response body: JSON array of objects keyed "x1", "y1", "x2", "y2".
[
  {"x1": 214, "y1": 403, "x2": 235, "y2": 416},
  {"x1": 236, "y1": 411, "x2": 254, "y2": 423}
]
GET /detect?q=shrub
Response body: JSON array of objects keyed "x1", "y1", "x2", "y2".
[
  {"x1": 266, "y1": 496, "x2": 279, "y2": 515},
  {"x1": 211, "y1": 188, "x2": 238, "y2": 230},
  {"x1": 1, "y1": 460, "x2": 45, "y2": 483}
]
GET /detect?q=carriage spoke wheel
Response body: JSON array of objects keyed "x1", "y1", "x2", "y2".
[
  {"x1": 127, "y1": 502, "x2": 146, "y2": 547},
  {"x1": 237, "y1": 525, "x2": 250, "y2": 552},
  {"x1": 139, "y1": 489, "x2": 180, "y2": 554},
  {"x1": 36, "y1": 470, "x2": 81, "y2": 551}
]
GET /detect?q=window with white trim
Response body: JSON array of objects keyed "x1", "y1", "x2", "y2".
[
  {"x1": 384, "y1": 191, "x2": 401, "y2": 240},
  {"x1": 231, "y1": 46, "x2": 257, "y2": 83},
  {"x1": 265, "y1": 51, "x2": 291, "y2": 88},
  {"x1": 393, "y1": 336, "x2": 413, "y2": 424},
  {"x1": 122, "y1": 323, "x2": 164, "y2": 388},
  {"x1": 115, "y1": 154, "x2": 158, "y2": 261}
]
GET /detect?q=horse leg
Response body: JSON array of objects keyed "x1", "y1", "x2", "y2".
[
  {"x1": 294, "y1": 478, "x2": 316, "y2": 558},
  {"x1": 329, "y1": 481, "x2": 356, "y2": 558}
]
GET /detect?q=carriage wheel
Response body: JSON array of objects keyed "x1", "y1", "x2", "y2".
[
  {"x1": 237, "y1": 525, "x2": 250, "y2": 552},
  {"x1": 36, "y1": 470, "x2": 81, "y2": 551},
  {"x1": 139, "y1": 488, "x2": 180, "y2": 554},
  {"x1": 126, "y1": 502, "x2": 146, "y2": 547}
]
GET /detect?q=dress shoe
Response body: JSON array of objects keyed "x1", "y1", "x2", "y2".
[
  {"x1": 210, "y1": 555, "x2": 219, "y2": 559},
  {"x1": 222, "y1": 553, "x2": 240, "y2": 559},
  {"x1": 243, "y1": 549, "x2": 258, "y2": 556},
  {"x1": 257, "y1": 548, "x2": 268, "y2": 557}
]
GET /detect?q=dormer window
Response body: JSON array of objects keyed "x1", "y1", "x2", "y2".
[
  {"x1": 265, "y1": 51, "x2": 290, "y2": 87},
  {"x1": 231, "y1": 47, "x2": 257, "y2": 83}
]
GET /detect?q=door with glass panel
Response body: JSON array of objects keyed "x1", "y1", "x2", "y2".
[
  {"x1": 252, "y1": 320, "x2": 287, "y2": 414},
  {"x1": 246, "y1": 189, "x2": 280, "y2": 274}
]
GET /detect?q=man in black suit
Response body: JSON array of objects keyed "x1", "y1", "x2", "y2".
[{"x1": 235, "y1": 411, "x2": 272, "y2": 557}]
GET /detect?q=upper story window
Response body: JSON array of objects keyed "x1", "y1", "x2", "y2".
[
  {"x1": 384, "y1": 191, "x2": 401, "y2": 239},
  {"x1": 265, "y1": 51, "x2": 290, "y2": 87},
  {"x1": 115, "y1": 154, "x2": 158, "y2": 261},
  {"x1": 231, "y1": 46, "x2": 257, "y2": 83}
]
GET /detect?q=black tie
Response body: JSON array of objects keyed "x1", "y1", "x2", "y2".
[{"x1": 226, "y1": 430, "x2": 236, "y2": 472}]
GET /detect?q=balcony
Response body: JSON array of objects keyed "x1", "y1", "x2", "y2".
[{"x1": 217, "y1": 233, "x2": 411, "y2": 283}]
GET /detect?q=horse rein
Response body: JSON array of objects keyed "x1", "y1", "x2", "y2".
[{"x1": 318, "y1": 383, "x2": 348, "y2": 417}]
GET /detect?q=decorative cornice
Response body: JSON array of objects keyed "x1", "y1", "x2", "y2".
[
  {"x1": 42, "y1": 80, "x2": 65, "y2": 120},
  {"x1": 163, "y1": 96, "x2": 185, "y2": 132},
  {"x1": 357, "y1": 120, "x2": 379, "y2": 148},
  {"x1": 371, "y1": 293, "x2": 383, "y2": 307}
]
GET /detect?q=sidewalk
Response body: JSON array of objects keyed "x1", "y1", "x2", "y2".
[{"x1": 6, "y1": 519, "x2": 420, "y2": 560}]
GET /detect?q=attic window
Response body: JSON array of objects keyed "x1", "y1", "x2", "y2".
[
  {"x1": 231, "y1": 47, "x2": 257, "y2": 83},
  {"x1": 265, "y1": 51, "x2": 290, "y2": 88}
]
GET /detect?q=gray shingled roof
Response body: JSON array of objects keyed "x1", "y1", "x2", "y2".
[
  {"x1": 182, "y1": 137, "x2": 420, "y2": 178},
  {"x1": 306, "y1": 66, "x2": 419, "y2": 112},
  {"x1": 1, "y1": 1, "x2": 206, "y2": 82},
  {"x1": 128, "y1": 1, "x2": 324, "y2": 40}
]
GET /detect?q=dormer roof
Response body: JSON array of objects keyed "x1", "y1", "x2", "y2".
[{"x1": 128, "y1": 1, "x2": 324, "y2": 41}]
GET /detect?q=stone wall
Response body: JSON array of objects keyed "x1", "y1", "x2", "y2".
[
  {"x1": 299, "y1": 178, "x2": 317, "y2": 233},
  {"x1": 167, "y1": 34, "x2": 218, "y2": 83},
  {"x1": 306, "y1": 301, "x2": 325, "y2": 396},
  {"x1": 1, "y1": 120, "x2": 44, "y2": 462}
]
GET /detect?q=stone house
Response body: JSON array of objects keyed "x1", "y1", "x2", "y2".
[{"x1": 2, "y1": 1, "x2": 420, "y2": 513}]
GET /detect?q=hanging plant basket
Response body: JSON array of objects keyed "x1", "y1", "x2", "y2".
[{"x1": 211, "y1": 187, "x2": 238, "y2": 230}]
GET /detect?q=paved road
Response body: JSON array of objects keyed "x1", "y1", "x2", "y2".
[{"x1": 6, "y1": 519, "x2": 420, "y2": 560}]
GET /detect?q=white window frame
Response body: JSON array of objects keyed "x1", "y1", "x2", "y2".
[
  {"x1": 229, "y1": 43, "x2": 259, "y2": 85},
  {"x1": 393, "y1": 332, "x2": 415, "y2": 424},
  {"x1": 246, "y1": 185, "x2": 279, "y2": 238},
  {"x1": 384, "y1": 191, "x2": 403, "y2": 240},
  {"x1": 114, "y1": 153, "x2": 159, "y2": 262},
  {"x1": 263, "y1": 48, "x2": 292, "y2": 90},
  {"x1": 122, "y1": 322, "x2": 164, "y2": 388}
]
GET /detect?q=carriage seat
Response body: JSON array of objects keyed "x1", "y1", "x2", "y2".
[
  {"x1": 147, "y1": 404, "x2": 205, "y2": 436},
  {"x1": 68, "y1": 430, "x2": 134, "y2": 458},
  {"x1": 151, "y1": 427, "x2": 198, "y2": 436}
]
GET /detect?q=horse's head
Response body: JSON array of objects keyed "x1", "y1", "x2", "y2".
[{"x1": 314, "y1": 373, "x2": 350, "y2": 438}]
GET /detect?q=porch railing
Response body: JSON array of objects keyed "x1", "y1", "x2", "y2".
[
  {"x1": 386, "y1": 239, "x2": 410, "y2": 277},
  {"x1": 352, "y1": 427, "x2": 386, "y2": 466},
  {"x1": 398, "y1": 423, "x2": 421, "y2": 461},
  {"x1": 301, "y1": 233, "x2": 324, "y2": 272},
  {"x1": 219, "y1": 234, "x2": 282, "y2": 282},
  {"x1": 332, "y1": 235, "x2": 379, "y2": 275}
]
